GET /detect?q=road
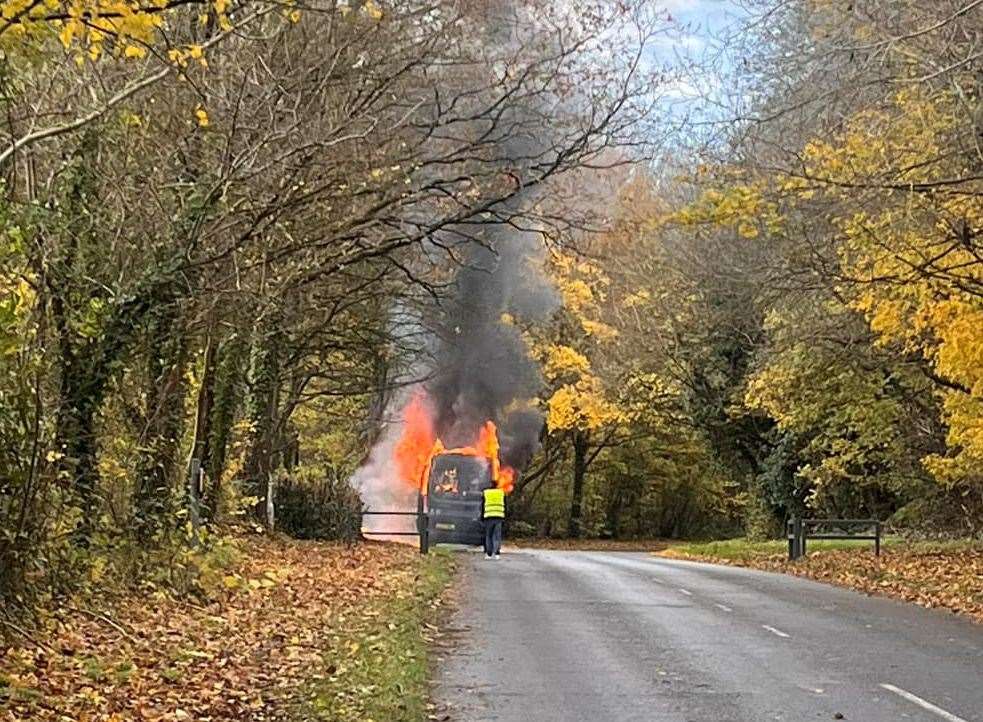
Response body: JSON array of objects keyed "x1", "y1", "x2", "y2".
[{"x1": 432, "y1": 549, "x2": 983, "y2": 722}]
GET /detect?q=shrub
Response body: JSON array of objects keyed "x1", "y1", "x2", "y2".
[{"x1": 275, "y1": 467, "x2": 362, "y2": 542}]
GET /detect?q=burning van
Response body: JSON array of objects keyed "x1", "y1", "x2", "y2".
[
  {"x1": 417, "y1": 450, "x2": 492, "y2": 549},
  {"x1": 358, "y1": 392, "x2": 517, "y2": 552},
  {"x1": 411, "y1": 419, "x2": 516, "y2": 553}
]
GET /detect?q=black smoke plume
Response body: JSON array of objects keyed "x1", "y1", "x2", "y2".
[{"x1": 426, "y1": 211, "x2": 556, "y2": 470}]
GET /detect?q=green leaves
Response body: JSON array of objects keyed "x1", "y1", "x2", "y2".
[
  {"x1": 0, "y1": 293, "x2": 21, "y2": 356},
  {"x1": 75, "y1": 296, "x2": 107, "y2": 340}
]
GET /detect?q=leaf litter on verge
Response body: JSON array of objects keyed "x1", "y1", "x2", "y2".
[{"x1": 0, "y1": 538, "x2": 423, "y2": 721}]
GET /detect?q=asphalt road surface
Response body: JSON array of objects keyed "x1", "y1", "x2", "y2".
[{"x1": 432, "y1": 549, "x2": 983, "y2": 722}]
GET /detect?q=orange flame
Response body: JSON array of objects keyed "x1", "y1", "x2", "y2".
[
  {"x1": 498, "y1": 466, "x2": 516, "y2": 494},
  {"x1": 476, "y1": 420, "x2": 516, "y2": 493},
  {"x1": 393, "y1": 394, "x2": 516, "y2": 495},
  {"x1": 394, "y1": 392, "x2": 436, "y2": 491}
]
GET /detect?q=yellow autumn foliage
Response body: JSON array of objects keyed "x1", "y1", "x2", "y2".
[
  {"x1": 673, "y1": 85, "x2": 982, "y2": 489},
  {"x1": 557, "y1": 277, "x2": 594, "y2": 315},
  {"x1": 0, "y1": 0, "x2": 236, "y2": 58},
  {"x1": 667, "y1": 180, "x2": 782, "y2": 236},
  {"x1": 800, "y1": 89, "x2": 983, "y2": 485},
  {"x1": 542, "y1": 344, "x2": 591, "y2": 381},
  {"x1": 546, "y1": 378, "x2": 624, "y2": 432},
  {"x1": 535, "y1": 248, "x2": 627, "y2": 433},
  {"x1": 580, "y1": 318, "x2": 618, "y2": 341}
]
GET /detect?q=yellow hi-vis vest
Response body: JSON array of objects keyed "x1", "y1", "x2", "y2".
[{"x1": 482, "y1": 488, "x2": 505, "y2": 519}]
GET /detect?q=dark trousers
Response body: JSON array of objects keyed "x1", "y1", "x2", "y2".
[{"x1": 483, "y1": 518, "x2": 503, "y2": 556}]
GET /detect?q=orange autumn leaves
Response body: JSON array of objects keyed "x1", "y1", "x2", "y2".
[
  {"x1": 0, "y1": 538, "x2": 422, "y2": 721},
  {"x1": 665, "y1": 545, "x2": 983, "y2": 623}
]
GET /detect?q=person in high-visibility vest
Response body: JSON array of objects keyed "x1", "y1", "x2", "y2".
[{"x1": 481, "y1": 486, "x2": 506, "y2": 559}]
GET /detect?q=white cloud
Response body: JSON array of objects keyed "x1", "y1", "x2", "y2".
[
  {"x1": 660, "y1": 78, "x2": 702, "y2": 99},
  {"x1": 650, "y1": 32, "x2": 708, "y2": 54},
  {"x1": 655, "y1": 0, "x2": 711, "y2": 11}
]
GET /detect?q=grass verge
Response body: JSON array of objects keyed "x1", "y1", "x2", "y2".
[
  {"x1": 299, "y1": 548, "x2": 454, "y2": 722},
  {"x1": 661, "y1": 537, "x2": 983, "y2": 622},
  {"x1": 665, "y1": 536, "x2": 903, "y2": 562}
]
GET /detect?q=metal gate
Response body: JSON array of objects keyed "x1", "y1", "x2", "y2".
[
  {"x1": 361, "y1": 510, "x2": 430, "y2": 554},
  {"x1": 787, "y1": 518, "x2": 881, "y2": 560}
]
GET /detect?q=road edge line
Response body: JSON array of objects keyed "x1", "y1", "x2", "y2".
[
  {"x1": 880, "y1": 683, "x2": 968, "y2": 722},
  {"x1": 761, "y1": 624, "x2": 790, "y2": 638}
]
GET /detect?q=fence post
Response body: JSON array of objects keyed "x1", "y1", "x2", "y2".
[
  {"x1": 788, "y1": 517, "x2": 803, "y2": 561},
  {"x1": 419, "y1": 513, "x2": 429, "y2": 555},
  {"x1": 265, "y1": 474, "x2": 276, "y2": 532},
  {"x1": 875, "y1": 521, "x2": 881, "y2": 557}
]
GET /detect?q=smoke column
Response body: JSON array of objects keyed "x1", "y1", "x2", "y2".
[
  {"x1": 353, "y1": 1, "x2": 570, "y2": 527},
  {"x1": 353, "y1": 205, "x2": 558, "y2": 531}
]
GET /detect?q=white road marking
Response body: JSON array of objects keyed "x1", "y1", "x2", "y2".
[
  {"x1": 880, "y1": 683, "x2": 968, "y2": 722},
  {"x1": 677, "y1": 588, "x2": 692, "y2": 596},
  {"x1": 761, "y1": 624, "x2": 790, "y2": 638},
  {"x1": 714, "y1": 603, "x2": 732, "y2": 612}
]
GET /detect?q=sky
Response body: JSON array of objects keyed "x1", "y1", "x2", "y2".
[
  {"x1": 660, "y1": 0, "x2": 740, "y2": 32},
  {"x1": 649, "y1": 0, "x2": 745, "y2": 111}
]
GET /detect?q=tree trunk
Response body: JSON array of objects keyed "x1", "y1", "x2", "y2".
[
  {"x1": 568, "y1": 429, "x2": 589, "y2": 538},
  {"x1": 52, "y1": 295, "x2": 146, "y2": 543},
  {"x1": 606, "y1": 482, "x2": 628, "y2": 539},
  {"x1": 50, "y1": 282, "x2": 101, "y2": 541},
  {"x1": 49, "y1": 269, "x2": 173, "y2": 544},
  {"x1": 134, "y1": 311, "x2": 187, "y2": 542},
  {"x1": 55, "y1": 388, "x2": 100, "y2": 541},
  {"x1": 244, "y1": 318, "x2": 283, "y2": 525},
  {"x1": 188, "y1": 337, "x2": 217, "y2": 519},
  {"x1": 204, "y1": 334, "x2": 247, "y2": 508},
  {"x1": 364, "y1": 349, "x2": 390, "y2": 448}
]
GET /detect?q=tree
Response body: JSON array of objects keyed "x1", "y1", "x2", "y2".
[
  {"x1": 537, "y1": 249, "x2": 625, "y2": 537},
  {"x1": 654, "y1": 0, "x2": 982, "y2": 530},
  {"x1": 0, "y1": 0, "x2": 662, "y2": 606}
]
